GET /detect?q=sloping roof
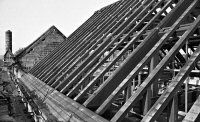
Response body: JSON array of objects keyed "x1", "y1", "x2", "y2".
[{"x1": 15, "y1": 25, "x2": 67, "y2": 60}]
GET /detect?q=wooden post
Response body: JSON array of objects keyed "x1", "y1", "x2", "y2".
[
  {"x1": 143, "y1": 52, "x2": 159, "y2": 115},
  {"x1": 138, "y1": 71, "x2": 142, "y2": 86},
  {"x1": 185, "y1": 40, "x2": 188, "y2": 113},
  {"x1": 168, "y1": 94, "x2": 178, "y2": 122},
  {"x1": 150, "y1": 53, "x2": 159, "y2": 97}
]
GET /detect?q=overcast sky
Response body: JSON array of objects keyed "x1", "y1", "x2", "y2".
[{"x1": 0, "y1": 0, "x2": 118, "y2": 55}]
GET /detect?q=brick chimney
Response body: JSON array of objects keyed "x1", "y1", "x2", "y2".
[{"x1": 5, "y1": 30, "x2": 12, "y2": 52}]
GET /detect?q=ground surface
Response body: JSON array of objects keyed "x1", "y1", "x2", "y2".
[{"x1": 0, "y1": 70, "x2": 34, "y2": 122}]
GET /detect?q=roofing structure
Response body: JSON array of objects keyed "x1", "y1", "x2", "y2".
[{"x1": 11, "y1": 0, "x2": 200, "y2": 121}]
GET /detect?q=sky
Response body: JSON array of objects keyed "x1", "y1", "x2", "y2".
[{"x1": 0, "y1": 0, "x2": 118, "y2": 55}]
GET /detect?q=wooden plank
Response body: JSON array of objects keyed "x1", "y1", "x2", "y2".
[
  {"x1": 183, "y1": 95, "x2": 200, "y2": 122},
  {"x1": 19, "y1": 72, "x2": 109, "y2": 122}
]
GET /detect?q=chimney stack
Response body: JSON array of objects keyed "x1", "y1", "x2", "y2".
[{"x1": 5, "y1": 30, "x2": 12, "y2": 52}]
